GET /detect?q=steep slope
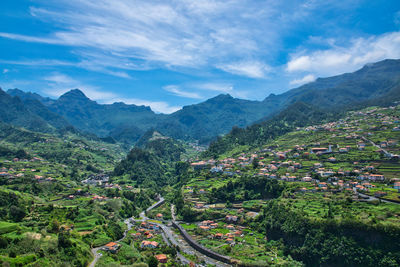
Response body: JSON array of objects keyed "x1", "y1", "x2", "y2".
[
  {"x1": 7, "y1": 88, "x2": 55, "y2": 105},
  {"x1": 156, "y1": 94, "x2": 280, "y2": 143},
  {"x1": 262, "y1": 59, "x2": 400, "y2": 111},
  {"x1": 5, "y1": 59, "x2": 400, "y2": 144},
  {"x1": 136, "y1": 129, "x2": 185, "y2": 162},
  {"x1": 48, "y1": 89, "x2": 159, "y2": 138},
  {"x1": 7, "y1": 89, "x2": 70, "y2": 129},
  {"x1": 0, "y1": 88, "x2": 55, "y2": 132}
]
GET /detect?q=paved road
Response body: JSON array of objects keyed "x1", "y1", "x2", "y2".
[
  {"x1": 355, "y1": 189, "x2": 398, "y2": 204},
  {"x1": 89, "y1": 196, "x2": 230, "y2": 267},
  {"x1": 88, "y1": 198, "x2": 164, "y2": 267},
  {"x1": 361, "y1": 136, "x2": 393, "y2": 158},
  {"x1": 88, "y1": 247, "x2": 102, "y2": 267},
  {"x1": 168, "y1": 205, "x2": 231, "y2": 267}
]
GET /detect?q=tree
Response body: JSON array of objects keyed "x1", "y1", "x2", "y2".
[
  {"x1": 252, "y1": 158, "x2": 259, "y2": 169},
  {"x1": 9, "y1": 205, "x2": 26, "y2": 222},
  {"x1": 58, "y1": 232, "x2": 72, "y2": 248},
  {"x1": 147, "y1": 256, "x2": 158, "y2": 267},
  {"x1": 48, "y1": 219, "x2": 60, "y2": 233}
]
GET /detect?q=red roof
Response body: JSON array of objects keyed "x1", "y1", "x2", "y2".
[{"x1": 105, "y1": 242, "x2": 117, "y2": 247}]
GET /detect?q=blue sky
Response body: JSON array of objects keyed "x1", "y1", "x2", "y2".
[{"x1": 1, "y1": 0, "x2": 400, "y2": 113}]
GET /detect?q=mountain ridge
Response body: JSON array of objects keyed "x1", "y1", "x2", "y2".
[{"x1": 5, "y1": 58, "x2": 400, "y2": 144}]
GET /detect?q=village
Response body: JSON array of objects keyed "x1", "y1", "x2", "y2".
[
  {"x1": 176, "y1": 105, "x2": 400, "y2": 263},
  {"x1": 189, "y1": 104, "x2": 400, "y2": 203}
]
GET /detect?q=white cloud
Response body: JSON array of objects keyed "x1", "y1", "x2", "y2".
[
  {"x1": 217, "y1": 61, "x2": 271, "y2": 78},
  {"x1": 194, "y1": 83, "x2": 234, "y2": 93},
  {"x1": 163, "y1": 85, "x2": 202, "y2": 99},
  {"x1": 2, "y1": 69, "x2": 9, "y2": 74},
  {"x1": 104, "y1": 97, "x2": 180, "y2": 114},
  {"x1": 43, "y1": 73, "x2": 117, "y2": 100},
  {"x1": 0, "y1": 57, "x2": 132, "y2": 79},
  {"x1": 286, "y1": 31, "x2": 400, "y2": 76},
  {"x1": 289, "y1": 74, "x2": 316, "y2": 86},
  {"x1": 0, "y1": 58, "x2": 73, "y2": 67},
  {"x1": 42, "y1": 73, "x2": 179, "y2": 113},
  {"x1": 0, "y1": 0, "x2": 296, "y2": 78}
]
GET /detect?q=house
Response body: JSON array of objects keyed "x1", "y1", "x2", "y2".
[
  {"x1": 302, "y1": 176, "x2": 312, "y2": 182},
  {"x1": 155, "y1": 254, "x2": 168, "y2": 263},
  {"x1": 226, "y1": 238, "x2": 235, "y2": 244},
  {"x1": 294, "y1": 162, "x2": 302, "y2": 169},
  {"x1": 234, "y1": 230, "x2": 243, "y2": 236},
  {"x1": 225, "y1": 215, "x2": 238, "y2": 223},
  {"x1": 210, "y1": 166, "x2": 223, "y2": 173},
  {"x1": 394, "y1": 182, "x2": 400, "y2": 191},
  {"x1": 194, "y1": 203, "x2": 204, "y2": 209},
  {"x1": 311, "y1": 147, "x2": 329, "y2": 154},
  {"x1": 318, "y1": 182, "x2": 327, "y2": 188},
  {"x1": 226, "y1": 224, "x2": 235, "y2": 230},
  {"x1": 328, "y1": 157, "x2": 336, "y2": 162},
  {"x1": 199, "y1": 226, "x2": 210, "y2": 230},
  {"x1": 365, "y1": 166, "x2": 374, "y2": 171},
  {"x1": 191, "y1": 161, "x2": 209, "y2": 170},
  {"x1": 214, "y1": 233, "x2": 223, "y2": 239},
  {"x1": 318, "y1": 171, "x2": 335, "y2": 177},
  {"x1": 313, "y1": 163, "x2": 323, "y2": 169},
  {"x1": 369, "y1": 174, "x2": 385, "y2": 181},
  {"x1": 103, "y1": 242, "x2": 120, "y2": 253},
  {"x1": 148, "y1": 223, "x2": 160, "y2": 231},
  {"x1": 140, "y1": 240, "x2": 159, "y2": 248},
  {"x1": 156, "y1": 213, "x2": 163, "y2": 219},
  {"x1": 132, "y1": 232, "x2": 142, "y2": 239},
  {"x1": 374, "y1": 191, "x2": 387, "y2": 198}
]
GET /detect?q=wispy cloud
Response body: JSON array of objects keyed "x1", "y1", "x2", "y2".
[
  {"x1": 0, "y1": 0, "x2": 302, "y2": 78},
  {"x1": 286, "y1": 31, "x2": 400, "y2": 77},
  {"x1": 163, "y1": 85, "x2": 202, "y2": 99},
  {"x1": 289, "y1": 74, "x2": 316, "y2": 86},
  {"x1": 194, "y1": 83, "x2": 234, "y2": 93},
  {"x1": 2, "y1": 69, "x2": 9, "y2": 74},
  {"x1": 217, "y1": 61, "x2": 271, "y2": 79},
  {"x1": 0, "y1": 57, "x2": 132, "y2": 79},
  {"x1": 191, "y1": 82, "x2": 249, "y2": 98}
]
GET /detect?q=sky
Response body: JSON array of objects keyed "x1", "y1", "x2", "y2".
[{"x1": 0, "y1": 0, "x2": 400, "y2": 113}]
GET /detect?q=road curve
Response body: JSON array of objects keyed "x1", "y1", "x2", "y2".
[{"x1": 87, "y1": 197, "x2": 164, "y2": 267}]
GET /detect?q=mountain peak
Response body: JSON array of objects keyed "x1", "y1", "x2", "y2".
[
  {"x1": 59, "y1": 89, "x2": 89, "y2": 101},
  {"x1": 208, "y1": 93, "x2": 233, "y2": 102}
]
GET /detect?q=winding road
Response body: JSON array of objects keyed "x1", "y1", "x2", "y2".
[
  {"x1": 355, "y1": 188, "x2": 399, "y2": 204},
  {"x1": 88, "y1": 196, "x2": 231, "y2": 267},
  {"x1": 88, "y1": 198, "x2": 164, "y2": 267}
]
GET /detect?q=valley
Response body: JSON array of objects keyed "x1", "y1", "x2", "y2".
[{"x1": 0, "y1": 60, "x2": 400, "y2": 266}]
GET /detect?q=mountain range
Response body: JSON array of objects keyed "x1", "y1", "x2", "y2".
[{"x1": 3, "y1": 58, "x2": 400, "y2": 144}]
